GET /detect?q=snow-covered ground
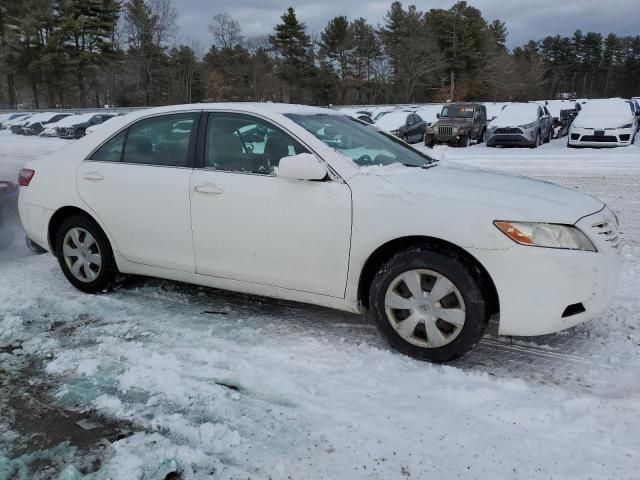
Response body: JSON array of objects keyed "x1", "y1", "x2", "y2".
[{"x1": 1, "y1": 130, "x2": 640, "y2": 479}]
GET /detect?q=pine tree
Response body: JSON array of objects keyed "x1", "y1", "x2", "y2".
[{"x1": 269, "y1": 7, "x2": 316, "y2": 103}]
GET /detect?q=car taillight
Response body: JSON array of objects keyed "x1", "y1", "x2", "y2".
[{"x1": 19, "y1": 168, "x2": 35, "y2": 186}]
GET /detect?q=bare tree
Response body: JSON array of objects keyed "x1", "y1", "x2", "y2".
[
  {"x1": 208, "y1": 12, "x2": 243, "y2": 48},
  {"x1": 150, "y1": 0, "x2": 178, "y2": 48}
]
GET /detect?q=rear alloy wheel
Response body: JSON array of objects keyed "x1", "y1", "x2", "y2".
[
  {"x1": 369, "y1": 248, "x2": 489, "y2": 362},
  {"x1": 55, "y1": 215, "x2": 118, "y2": 293}
]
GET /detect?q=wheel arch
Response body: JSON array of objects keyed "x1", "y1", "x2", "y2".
[
  {"x1": 357, "y1": 236, "x2": 499, "y2": 316},
  {"x1": 48, "y1": 206, "x2": 103, "y2": 255}
]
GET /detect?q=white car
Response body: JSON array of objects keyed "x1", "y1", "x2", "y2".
[
  {"x1": 18, "y1": 103, "x2": 622, "y2": 362},
  {"x1": 568, "y1": 99, "x2": 637, "y2": 147}
]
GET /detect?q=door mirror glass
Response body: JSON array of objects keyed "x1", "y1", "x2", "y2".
[{"x1": 277, "y1": 153, "x2": 327, "y2": 181}]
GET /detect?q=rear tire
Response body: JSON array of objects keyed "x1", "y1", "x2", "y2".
[
  {"x1": 55, "y1": 215, "x2": 118, "y2": 293},
  {"x1": 369, "y1": 247, "x2": 489, "y2": 362}
]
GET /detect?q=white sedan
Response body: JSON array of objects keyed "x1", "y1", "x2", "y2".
[{"x1": 18, "y1": 103, "x2": 622, "y2": 362}]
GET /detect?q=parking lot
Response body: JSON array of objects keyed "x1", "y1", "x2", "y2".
[{"x1": 1, "y1": 129, "x2": 640, "y2": 479}]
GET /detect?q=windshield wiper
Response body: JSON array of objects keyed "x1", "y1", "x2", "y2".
[{"x1": 401, "y1": 161, "x2": 438, "y2": 169}]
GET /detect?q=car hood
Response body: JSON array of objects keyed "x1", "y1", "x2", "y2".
[{"x1": 363, "y1": 162, "x2": 604, "y2": 224}]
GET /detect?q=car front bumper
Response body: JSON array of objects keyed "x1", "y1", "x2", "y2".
[
  {"x1": 471, "y1": 207, "x2": 622, "y2": 336},
  {"x1": 568, "y1": 127, "x2": 635, "y2": 147},
  {"x1": 486, "y1": 128, "x2": 536, "y2": 147}
]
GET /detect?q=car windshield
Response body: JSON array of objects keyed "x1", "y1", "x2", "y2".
[
  {"x1": 441, "y1": 106, "x2": 474, "y2": 118},
  {"x1": 285, "y1": 114, "x2": 437, "y2": 168}
]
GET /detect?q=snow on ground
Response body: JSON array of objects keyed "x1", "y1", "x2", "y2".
[{"x1": 1, "y1": 129, "x2": 640, "y2": 479}]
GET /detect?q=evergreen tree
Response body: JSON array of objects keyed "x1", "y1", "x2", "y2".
[{"x1": 269, "y1": 7, "x2": 316, "y2": 103}]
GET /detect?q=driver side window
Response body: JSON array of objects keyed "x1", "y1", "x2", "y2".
[{"x1": 205, "y1": 113, "x2": 308, "y2": 175}]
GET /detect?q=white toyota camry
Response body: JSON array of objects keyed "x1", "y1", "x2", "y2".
[{"x1": 18, "y1": 103, "x2": 622, "y2": 362}]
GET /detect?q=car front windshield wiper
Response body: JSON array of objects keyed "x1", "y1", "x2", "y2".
[{"x1": 401, "y1": 161, "x2": 438, "y2": 169}]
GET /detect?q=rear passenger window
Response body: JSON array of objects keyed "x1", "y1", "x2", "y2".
[
  {"x1": 90, "y1": 130, "x2": 127, "y2": 162},
  {"x1": 122, "y1": 114, "x2": 197, "y2": 167}
]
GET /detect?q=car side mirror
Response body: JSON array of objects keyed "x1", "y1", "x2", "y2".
[
  {"x1": 277, "y1": 153, "x2": 327, "y2": 181},
  {"x1": 436, "y1": 113, "x2": 440, "y2": 119}
]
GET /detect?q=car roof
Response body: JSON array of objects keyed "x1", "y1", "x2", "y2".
[{"x1": 444, "y1": 102, "x2": 483, "y2": 108}]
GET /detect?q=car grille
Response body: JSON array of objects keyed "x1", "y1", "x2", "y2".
[
  {"x1": 436, "y1": 125, "x2": 454, "y2": 136},
  {"x1": 494, "y1": 127, "x2": 523, "y2": 134},
  {"x1": 580, "y1": 135, "x2": 617, "y2": 142},
  {"x1": 592, "y1": 219, "x2": 620, "y2": 250}
]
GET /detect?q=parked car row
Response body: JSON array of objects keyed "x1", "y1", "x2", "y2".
[{"x1": 0, "y1": 111, "x2": 119, "y2": 139}]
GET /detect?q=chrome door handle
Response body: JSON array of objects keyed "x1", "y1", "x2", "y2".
[
  {"x1": 82, "y1": 172, "x2": 104, "y2": 181},
  {"x1": 194, "y1": 184, "x2": 223, "y2": 195}
]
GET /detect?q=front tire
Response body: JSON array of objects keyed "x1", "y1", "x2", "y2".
[
  {"x1": 530, "y1": 132, "x2": 539, "y2": 148},
  {"x1": 369, "y1": 248, "x2": 489, "y2": 362},
  {"x1": 55, "y1": 215, "x2": 118, "y2": 293}
]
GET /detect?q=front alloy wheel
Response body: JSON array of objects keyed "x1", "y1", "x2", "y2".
[{"x1": 385, "y1": 269, "x2": 466, "y2": 348}]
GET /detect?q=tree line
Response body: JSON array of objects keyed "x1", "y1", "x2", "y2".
[{"x1": 0, "y1": 0, "x2": 638, "y2": 109}]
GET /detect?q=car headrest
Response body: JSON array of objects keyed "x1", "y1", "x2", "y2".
[{"x1": 128, "y1": 135, "x2": 152, "y2": 153}]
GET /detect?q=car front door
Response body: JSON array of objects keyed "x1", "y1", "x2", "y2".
[
  {"x1": 76, "y1": 112, "x2": 200, "y2": 272},
  {"x1": 189, "y1": 112, "x2": 352, "y2": 298}
]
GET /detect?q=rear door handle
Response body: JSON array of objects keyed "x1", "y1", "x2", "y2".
[
  {"x1": 194, "y1": 184, "x2": 223, "y2": 195},
  {"x1": 82, "y1": 172, "x2": 104, "y2": 181}
]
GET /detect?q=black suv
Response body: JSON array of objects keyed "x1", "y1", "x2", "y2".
[{"x1": 425, "y1": 103, "x2": 487, "y2": 147}]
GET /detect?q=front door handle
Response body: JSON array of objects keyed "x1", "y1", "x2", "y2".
[
  {"x1": 83, "y1": 172, "x2": 104, "y2": 181},
  {"x1": 194, "y1": 184, "x2": 223, "y2": 195}
]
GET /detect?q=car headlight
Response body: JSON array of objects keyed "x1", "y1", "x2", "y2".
[
  {"x1": 518, "y1": 122, "x2": 536, "y2": 129},
  {"x1": 494, "y1": 221, "x2": 596, "y2": 252},
  {"x1": 619, "y1": 123, "x2": 633, "y2": 129},
  {"x1": 426, "y1": 127, "x2": 434, "y2": 133}
]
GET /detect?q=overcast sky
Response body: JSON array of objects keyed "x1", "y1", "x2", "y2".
[{"x1": 174, "y1": 0, "x2": 640, "y2": 51}]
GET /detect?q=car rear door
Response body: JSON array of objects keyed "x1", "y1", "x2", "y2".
[{"x1": 76, "y1": 111, "x2": 200, "y2": 272}]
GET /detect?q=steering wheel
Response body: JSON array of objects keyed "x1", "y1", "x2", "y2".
[{"x1": 357, "y1": 154, "x2": 372, "y2": 164}]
